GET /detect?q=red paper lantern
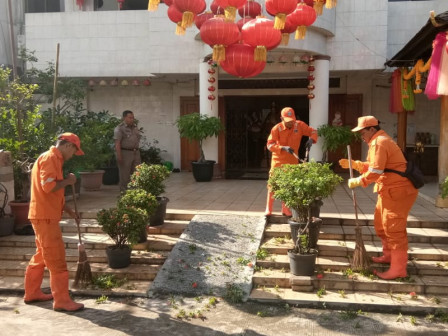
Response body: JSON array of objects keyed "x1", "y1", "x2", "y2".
[
  {"x1": 238, "y1": 0, "x2": 261, "y2": 18},
  {"x1": 208, "y1": 77, "x2": 216, "y2": 83},
  {"x1": 241, "y1": 18, "x2": 282, "y2": 61},
  {"x1": 237, "y1": 17, "x2": 252, "y2": 32},
  {"x1": 200, "y1": 16, "x2": 240, "y2": 61},
  {"x1": 208, "y1": 68, "x2": 216, "y2": 74},
  {"x1": 308, "y1": 93, "x2": 315, "y2": 99},
  {"x1": 265, "y1": 0, "x2": 297, "y2": 30},
  {"x1": 280, "y1": 16, "x2": 297, "y2": 45},
  {"x1": 195, "y1": 11, "x2": 214, "y2": 29},
  {"x1": 308, "y1": 65, "x2": 315, "y2": 72},
  {"x1": 288, "y1": 3, "x2": 317, "y2": 39},
  {"x1": 208, "y1": 86, "x2": 216, "y2": 92},
  {"x1": 307, "y1": 74, "x2": 315, "y2": 81},
  {"x1": 208, "y1": 94, "x2": 216, "y2": 100},
  {"x1": 213, "y1": 0, "x2": 247, "y2": 21},
  {"x1": 143, "y1": 79, "x2": 152, "y2": 86},
  {"x1": 173, "y1": 0, "x2": 206, "y2": 28},
  {"x1": 164, "y1": 0, "x2": 174, "y2": 6},
  {"x1": 167, "y1": 5, "x2": 186, "y2": 35},
  {"x1": 307, "y1": 84, "x2": 315, "y2": 90},
  {"x1": 220, "y1": 43, "x2": 266, "y2": 78},
  {"x1": 210, "y1": 0, "x2": 225, "y2": 15}
]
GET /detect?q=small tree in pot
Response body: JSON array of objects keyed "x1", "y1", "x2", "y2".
[
  {"x1": 175, "y1": 112, "x2": 224, "y2": 182},
  {"x1": 268, "y1": 161, "x2": 342, "y2": 276}
]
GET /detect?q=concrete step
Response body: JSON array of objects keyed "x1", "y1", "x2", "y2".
[
  {"x1": 260, "y1": 237, "x2": 448, "y2": 262},
  {"x1": 0, "y1": 233, "x2": 180, "y2": 251},
  {"x1": 264, "y1": 224, "x2": 448, "y2": 245},
  {"x1": 252, "y1": 269, "x2": 448, "y2": 295},
  {"x1": 59, "y1": 218, "x2": 189, "y2": 235},
  {"x1": 0, "y1": 260, "x2": 161, "y2": 281},
  {"x1": 249, "y1": 288, "x2": 448, "y2": 315},
  {"x1": 0, "y1": 246, "x2": 169, "y2": 265},
  {"x1": 0, "y1": 275, "x2": 150, "y2": 297}
]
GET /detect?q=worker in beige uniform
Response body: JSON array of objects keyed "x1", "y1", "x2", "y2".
[{"x1": 114, "y1": 110, "x2": 142, "y2": 191}]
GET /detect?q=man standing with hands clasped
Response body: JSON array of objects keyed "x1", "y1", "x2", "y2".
[
  {"x1": 24, "y1": 133, "x2": 85, "y2": 311},
  {"x1": 339, "y1": 116, "x2": 418, "y2": 280},
  {"x1": 114, "y1": 110, "x2": 142, "y2": 192},
  {"x1": 265, "y1": 107, "x2": 318, "y2": 216}
]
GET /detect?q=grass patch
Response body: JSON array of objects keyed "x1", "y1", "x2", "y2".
[{"x1": 92, "y1": 274, "x2": 127, "y2": 289}]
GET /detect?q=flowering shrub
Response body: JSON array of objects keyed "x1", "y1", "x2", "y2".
[
  {"x1": 118, "y1": 189, "x2": 158, "y2": 217},
  {"x1": 97, "y1": 206, "x2": 148, "y2": 249},
  {"x1": 128, "y1": 163, "x2": 170, "y2": 197}
]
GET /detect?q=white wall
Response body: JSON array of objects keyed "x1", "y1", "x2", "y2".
[{"x1": 0, "y1": 0, "x2": 24, "y2": 68}]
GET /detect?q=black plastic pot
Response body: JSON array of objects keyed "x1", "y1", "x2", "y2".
[
  {"x1": 191, "y1": 160, "x2": 215, "y2": 182},
  {"x1": 106, "y1": 245, "x2": 131, "y2": 269},
  {"x1": 102, "y1": 166, "x2": 119, "y2": 185},
  {"x1": 288, "y1": 249, "x2": 318, "y2": 276},
  {"x1": 291, "y1": 199, "x2": 323, "y2": 219},
  {"x1": 288, "y1": 218, "x2": 322, "y2": 249},
  {"x1": 149, "y1": 197, "x2": 169, "y2": 226}
]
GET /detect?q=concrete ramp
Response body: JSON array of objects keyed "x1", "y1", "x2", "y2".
[{"x1": 148, "y1": 214, "x2": 266, "y2": 300}]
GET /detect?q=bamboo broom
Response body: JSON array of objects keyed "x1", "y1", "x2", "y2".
[
  {"x1": 347, "y1": 145, "x2": 371, "y2": 271},
  {"x1": 71, "y1": 185, "x2": 93, "y2": 288}
]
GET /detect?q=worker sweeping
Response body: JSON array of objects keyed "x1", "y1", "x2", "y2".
[
  {"x1": 265, "y1": 107, "x2": 318, "y2": 216},
  {"x1": 24, "y1": 133, "x2": 85, "y2": 311},
  {"x1": 339, "y1": 116, "x2": 418, "y2": 280}
]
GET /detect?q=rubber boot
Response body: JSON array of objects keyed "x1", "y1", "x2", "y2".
[
  {"x1": 371, "y1": 239, "x2": 391, "y2": 264},
  {"x1": 376, "y1": 250, "x2": 408, "y2": 280},
  {"x1": 51, "y1": 271, "x2": 84, "y2": 312},
  {"x1": 281, "y1": 202, "x2": 292, "y2": 217},
  {"x1": 265, "y1": 191, "x2": 274, "y2": 216},
  {"x1": 24, "y1": 266, "x2": 53, "y2": 304}
]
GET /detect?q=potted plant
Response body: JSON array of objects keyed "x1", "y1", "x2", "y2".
[
  {"x1": 97, "y1": 204, "x2": 149, "y2": 269},
  {"x1": 0, "y1": 182, "x2": 15, "y2": 236},
  {"x1": 268, "y1": 161, "x2": 342, "y2": 276},
  {"x1": 128, "y1": 163, "x2": 170, "y2": 226},
  {"x1": 175, "y1": 112, "x2": 224, "y2": 182},
  {"x1": 317, "y1": 124, "x2": 360, "y2": 163},
  {"x1": 117, "y1": 188, "x2": 158, "y2": 243}
]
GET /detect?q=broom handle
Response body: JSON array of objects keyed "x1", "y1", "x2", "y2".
[
  {"x1": 71, "y1": 184, "x2": 83, "y2": 244},
  {"x1": 347, "y1": 145, "x2": 360, "y2": 225}
]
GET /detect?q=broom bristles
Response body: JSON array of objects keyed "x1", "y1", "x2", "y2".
[
  {"x1": 73, "y1": 243, "x2": 93, "y2": 289},
  {"x1": 351, "y1": 226, "x2": 371, "y2": 271}
]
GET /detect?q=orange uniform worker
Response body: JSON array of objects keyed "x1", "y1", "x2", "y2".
[
  {"x1": 339, "y1": 116, "x2": 418, "y2": 280},
  {"x1": 265, "y1": 107, "x2": 318, "y2": 216},
  {"x1": 24, "y1": 133, "x2": 85, "y2": 311}
]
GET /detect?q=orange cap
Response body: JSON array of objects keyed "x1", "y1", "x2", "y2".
[
  {"x1": 281, "y1": 107, "x2": 296, "y2": 122},
  {"x1": 58, "y1": 132, "x2": 84, "y2": 155},
  {"x1": 351, "y1": 116, "x2": 379, "y2": 132}
]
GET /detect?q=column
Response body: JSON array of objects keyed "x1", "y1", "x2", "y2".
[
  {"x1": 309, "y1": 55, "x2": 330, "y2": 162},
  {"x1": 199, "y1": 59, "x2": 219, "y2": 163}
]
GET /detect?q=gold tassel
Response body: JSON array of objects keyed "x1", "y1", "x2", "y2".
[
  {"x1": 181, "y1": 11, "x2": 194, "y2": 28},
  {"x1": 148, "y1": 0, "x2": 160, "y2": 12},
  {"x1": 314, "y1": 0, "x2": 324, "y2": 16},
  {"x1": 213, "y1": 45, "x2": 226, "y2": 62},
  {"x1": 281, "y1": 33, "x2": 290, "y2": 45},
  {"x1": 325, "y1": 0, "x2": 337, "y2": 9},
  {"x1": 224, "y1": 6, "x2": 237, "y2": 22},
  {"x1": 274, "y1": 13, "x2": 286, "y2": 30},
  {"x1": 295, "y1": 26, "x2": 307, "y2": 40},
  {"x1": 254, "y1": 46, "x2": 267, "y2": 62},
  {"x1": 175, "y1": 23, "x2": 186, "y2": 36}
]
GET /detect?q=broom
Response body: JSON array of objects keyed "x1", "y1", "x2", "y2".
[
  {"x1": 71, "y1": 185, "x2": 93, "y2": 288},
  {"x1": 347, "y1": 145, "x2": 371, "y2": 271}
]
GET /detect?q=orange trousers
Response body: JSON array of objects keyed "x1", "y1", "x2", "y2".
[
  {"x1": 374, "y1": 186, "x2": 418, "y2": 251},
  {"x1": 28, "y1": 219, "x2": 68, "y2": 275}
]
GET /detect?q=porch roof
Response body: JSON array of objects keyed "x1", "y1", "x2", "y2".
[{"x1": 385, "y1": 11, "x2": 448, "y2": 68}]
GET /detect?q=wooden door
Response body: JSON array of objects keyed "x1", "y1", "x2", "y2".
[
  {"x1": 327, "y1": 94, "x2": 363, "y2": 172},
  {"x1": 180, "y1": 97, "x2": 200, "y2": 171}
]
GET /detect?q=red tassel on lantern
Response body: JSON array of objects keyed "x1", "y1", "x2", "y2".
[
  {"x1": 168, "y1": 5, "x2": 186, "y2": 35},
  {"x1": 173, "y1": 0, "x2": 206, "y2": 28}
]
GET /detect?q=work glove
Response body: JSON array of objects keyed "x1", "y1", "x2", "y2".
[
  {"x1": 348, "y1": 177, "x2": 363, "y2": 189},
  {"x1": 305, "y1": 138, "x2": 314, "y2": 150},
  {"x1": 339, "y1": 159, "x2": 364, "y2": 173},
  {"x1": 281, "y1": 146, "x2": 295, "y2": 155}
]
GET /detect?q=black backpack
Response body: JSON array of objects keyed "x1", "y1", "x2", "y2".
[{"x1": 384, "y1": 153, "x2": 425, "y2": 189}]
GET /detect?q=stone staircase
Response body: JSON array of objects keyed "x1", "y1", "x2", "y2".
[
  {"x1": 0, "y1": 213, "x2": 193, "y2": 297},
  {"x1": 249, "y1": 215, "x2": 448, "y2": 313}
]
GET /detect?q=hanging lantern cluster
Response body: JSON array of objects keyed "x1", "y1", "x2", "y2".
[
  {"x1": 207, "y1": 59, "x2": 218, "y2": 102},
  {"x1": 307, "y1": 55, "x2": 315, "y2": 99},
  {"x1": 87, "y1": 79, "x2": 152, "y2": 87}
]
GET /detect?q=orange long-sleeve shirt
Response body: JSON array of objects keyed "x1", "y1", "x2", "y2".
[
  {"x1": 28, "y1": 146, "x2": 65, "y2": 220},
  {"x1": 358, "y1": 130, "x2": 412, "y2": 192},
  {"x1": 266, "y1": 120, "x2": 318, "y2": 170}
]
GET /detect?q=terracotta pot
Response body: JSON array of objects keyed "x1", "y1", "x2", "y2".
[
  {"x1": 80, "y1": 170, "x2": 105, "y2": 191},
  {"x1": 8, "y1": 201, "x2": 30, "y2": 227}
]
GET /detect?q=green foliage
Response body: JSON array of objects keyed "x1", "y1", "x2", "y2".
[
  {"x1": 92, "y1": 274, "x2": 127, "y2": 289},
  {"x1": 97, "y1": 206, "x2": 148, "y2": 248},
  {"x1": 140, "y1": 138, "x2": 165, "y2": 165},
  {"x1": 268, "y1": 161, "x2": 343, "y2": 223},
  {"x1": 224, "y1": 283, "x2": 244, "y2": 304},
  {"x1": 317, "y1": 124, "x2": 360, "y2": 161},
  {"x1": 441, "y1": 176, "x2": 448, "y2": 199},
  {"x1": 175, "y1": 113, "x2": 224, "y2": 162},
  {"x1": 128, "y1": 163, "x2": 170, "y2": 197},
  {"x1": 117, "y1": 189, "x2": 158, "y2": 217}
]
